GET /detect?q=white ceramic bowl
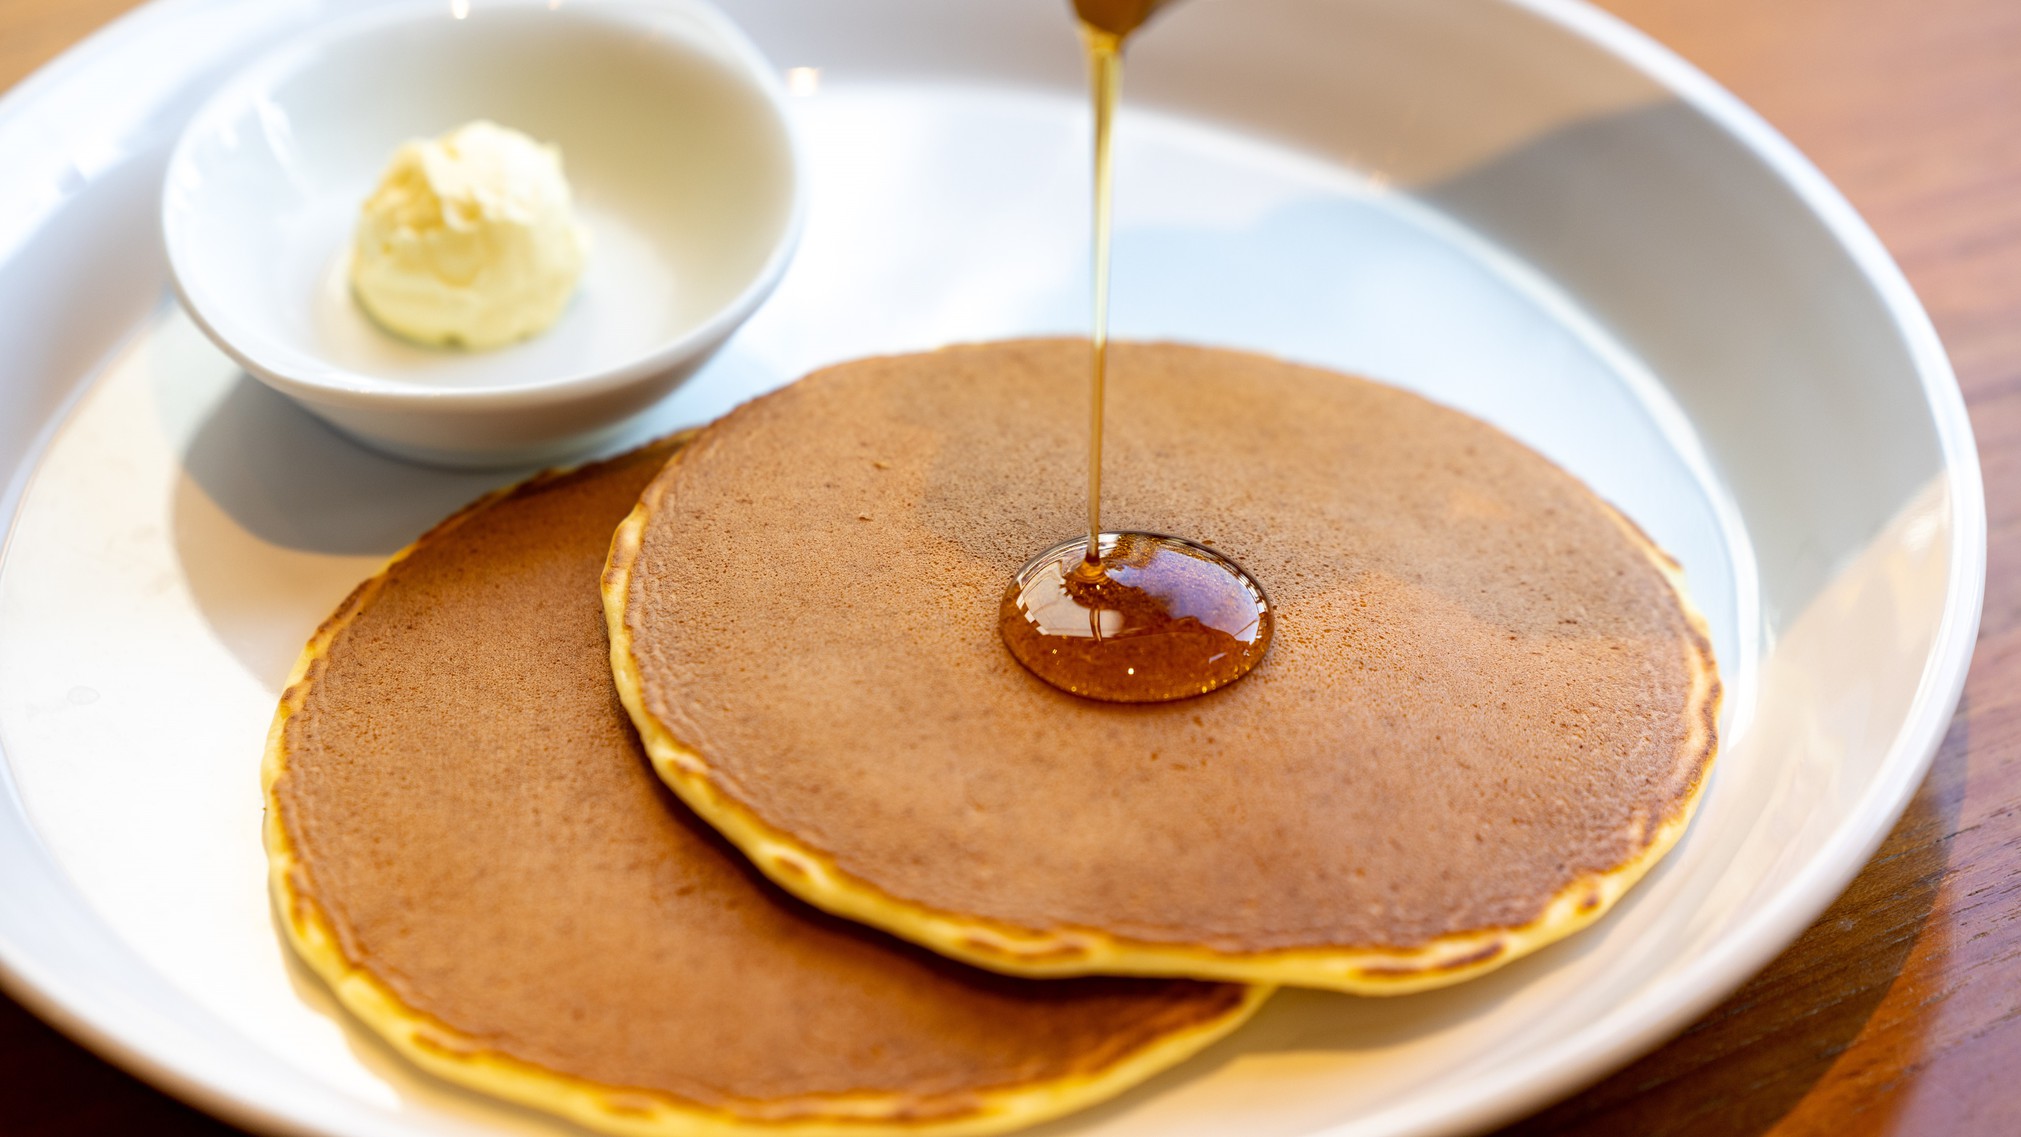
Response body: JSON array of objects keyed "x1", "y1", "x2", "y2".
[{"x1": 162, "y1": 0, "x2": 801, "y2": 467}]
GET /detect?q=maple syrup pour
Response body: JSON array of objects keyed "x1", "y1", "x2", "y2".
[
  {"x1": 1082, "y1": 21, "x2": 1120, "y2": 559},
  {"x1": 1001, "y1": 533, "x2": 1273, "y2": 703},
  {"x1": 998, "y1": 0, "x2": 1276, "y2": 704}
]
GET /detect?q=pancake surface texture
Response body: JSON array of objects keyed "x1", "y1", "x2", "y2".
[
  {"x1": 607, "y1": 341, "x2": 1720, "y2": 993},
  {"x1": 264, "y1": 437, "x2": 1262, "y2": 1137}
]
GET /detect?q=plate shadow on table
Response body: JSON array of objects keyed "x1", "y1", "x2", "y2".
[
  {"x1": 1492, "y1": 707, "x2": 1965, "y2": 1137},
  {"x1": 0, "y1": 984, "x2": 253, "y2": 1136}
]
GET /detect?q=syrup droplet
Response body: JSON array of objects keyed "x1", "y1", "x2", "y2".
[
  {"x1": 1000, "y1": 532, "x2": 1273, "y2": 702},
  {"x1": 1073, "y1": 0, "x2": 1172, "y2": 39},
  {"x1": 995, "y1": 1, "x2": 1274, "y2": 703}
]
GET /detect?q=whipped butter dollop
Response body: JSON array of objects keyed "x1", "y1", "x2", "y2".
[{"x1": 350, "y1": 120, "x2": 589, "y2": 349}]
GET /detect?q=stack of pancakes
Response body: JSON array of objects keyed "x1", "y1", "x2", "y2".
[{"x1": 265, "y1": 341, "x2": 1717, "y2": 1136}]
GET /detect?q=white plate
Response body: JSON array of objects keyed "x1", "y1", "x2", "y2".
[{"x1": 0, "y1": 2, "x2": 1984, "y2": 1137}]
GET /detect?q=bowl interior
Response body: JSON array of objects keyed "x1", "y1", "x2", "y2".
[{"x1": 164, "y1": 0, "x2": 797, "y2": 396}]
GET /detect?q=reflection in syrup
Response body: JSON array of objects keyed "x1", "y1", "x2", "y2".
[
  {"x1": 999, "y1": 0, "x2": 1275, "y2": 704},
  {"x1": 1002, "y1": 533, "x2": 1272, "y2": 702}
]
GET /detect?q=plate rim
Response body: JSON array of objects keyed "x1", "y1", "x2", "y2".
[
  {"x1": 1330, "y1": 4, "x2": 1988, "y2": 1132},
  {"x1": 0, "y1": 1, "x2": 1988, "y2": 1136}
]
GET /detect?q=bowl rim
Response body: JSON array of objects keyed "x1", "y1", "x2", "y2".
[{"x1": 158, "y1": 0, "x2": 808, "y2": 410}]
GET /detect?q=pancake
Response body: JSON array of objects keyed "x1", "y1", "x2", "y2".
[
  {"x1": 263, "y1": 435, "x2": 1264, "y2": 1137},
  {"x1": 605, "y1": 340, "x2": 1720, "y2": 994}
]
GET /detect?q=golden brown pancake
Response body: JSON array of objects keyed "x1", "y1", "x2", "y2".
[
  {"x1": 263, "y1": 435, "x2": 1264, "y2": 1137},
  {"x1": 606, "y1": 341, "x2": 1719, "y2": 993}
]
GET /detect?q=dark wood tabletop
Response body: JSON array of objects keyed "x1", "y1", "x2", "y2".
[{"x1": 3, "y1": 0, "x2": 2017, "y2": 1134}]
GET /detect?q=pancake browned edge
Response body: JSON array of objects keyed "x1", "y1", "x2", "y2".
[
  {"x1": 262, "y1": 435, "x2": 1267, "y2": 1137},
  {"x1": 603, "y1": 342, "x2": 1721, "y2": 995}
]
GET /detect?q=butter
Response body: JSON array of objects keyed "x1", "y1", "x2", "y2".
[{"x1": 350, "y1": 121, "x2": 588, "y2": 349}]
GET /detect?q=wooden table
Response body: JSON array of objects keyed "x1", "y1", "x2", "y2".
[{"x1": 3, "y1": 1, "x2": 2016, "y2": 1133}]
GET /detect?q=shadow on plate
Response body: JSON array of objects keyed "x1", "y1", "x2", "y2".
[
  {"x1": 176, "y1": 373, "x2": 511, "y2": 557},
  {"x1": 169, "y1": 374, "x2": 512, "y2": 686}
]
